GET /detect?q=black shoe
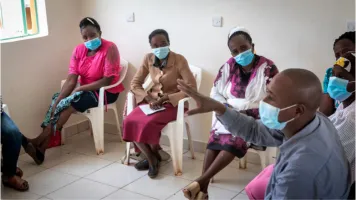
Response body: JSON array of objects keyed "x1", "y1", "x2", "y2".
[
  {"x1": 134, "y1": 159, "x2": 149, "y2": 171},
  {"x1": 148, "y1": 160, "x2": 159, "y2": 179}
]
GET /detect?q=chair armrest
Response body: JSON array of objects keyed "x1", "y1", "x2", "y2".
[
  {"x1": 61, "y1": 79, "x2": 66, "y2": 89},
  {"x1": 176, "y1": 97, "x2": 191, "y2": 124},
  {"x1": 127, "y1": 92, "x2": 136, "y2": 115}
]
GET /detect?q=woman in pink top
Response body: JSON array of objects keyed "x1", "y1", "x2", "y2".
[{"x1": 23, "y1": 17, "x2": 124, "y2": 164}]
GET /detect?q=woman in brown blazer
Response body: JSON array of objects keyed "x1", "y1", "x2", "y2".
[{"x1": 123, "y1": 29, "x2": 197, "y2": 178}]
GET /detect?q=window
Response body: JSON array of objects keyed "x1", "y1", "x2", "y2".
[{"x1": 0, "y1": 0, "x2": 48, "y2": 43}]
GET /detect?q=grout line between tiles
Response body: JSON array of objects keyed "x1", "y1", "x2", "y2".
[
  {"x1": 44, "y1": 177, "x2": 84, "y2": 197},
  {"x1": 99, "y1": 188, "x2": 121, "y2": 200},
  {"x1": 51, "y1": 159, "x2": 115, "y2": 178},
  {"x1": 121, "y1": 188, "x2": 160, "y2": 200},
  {"x1": 120, "y1": 181, "x2": 161, "y2": 200}
]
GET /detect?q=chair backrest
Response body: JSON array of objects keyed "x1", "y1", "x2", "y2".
[
  {"x1": 188, "y1": 64, "x2": 202, "y2": 91},
  {"x1": 142, "y1": 64, "x2": 202, "y2": 92},
  {"x1": 118, "y1": 58, "x2": 129, "y2": 84}
]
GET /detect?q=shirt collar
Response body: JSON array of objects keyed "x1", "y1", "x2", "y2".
[
  {"x1": 152, "y1": 52, "x2": 175, "y2": 70},
  {"x1": 279, "y1": 114, "x2": 320, "y2": 153}
]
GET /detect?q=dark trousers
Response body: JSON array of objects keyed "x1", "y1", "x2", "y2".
[
  {"x1": 1, "y1": 112, "x2": 22, "y2": 176},
  {"x1": 349, "y1": 182, "x2": 355, "y2": 200}
]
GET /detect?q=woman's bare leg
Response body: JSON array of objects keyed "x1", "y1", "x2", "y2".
[
  {"x1": 149, "y1": 144, "x2": 162, "y2": 161},
  {"x1": 196, "y1": 150, "x2": 235, "y2": 193},
  {"x1": 55, "y1": 106, "x2": 76, "y2": 130},
  {"x1": 26, "y1": 106, "x2": 76, "y2": 152}
]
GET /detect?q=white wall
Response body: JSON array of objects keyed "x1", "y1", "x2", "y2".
[
  {"x1": 80, "y1": 0, "x2": 355, "y2": 143},
  {"x1": 1, "y1": 0, "x2": 83, "y2": 137},
  {"x1": 2, "y1": 0, "x2": 353, "y2": 141}
]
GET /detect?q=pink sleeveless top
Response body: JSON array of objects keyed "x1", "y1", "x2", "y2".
[{"x1": 68, "y1": 39, "x2": 124, "y2": 94}]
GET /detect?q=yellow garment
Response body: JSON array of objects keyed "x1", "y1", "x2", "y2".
[{"x1": 335, "y1": 57, "x2": 347, "y2": 68}]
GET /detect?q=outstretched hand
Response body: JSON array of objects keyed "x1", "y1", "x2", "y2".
[{"x1": 177, "y1": 79, "x2": 226, "y2": 116}]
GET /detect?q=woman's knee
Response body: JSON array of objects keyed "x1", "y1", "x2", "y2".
[{"x1": 124, "y1": 111, "x2": 141, "y2": 127}]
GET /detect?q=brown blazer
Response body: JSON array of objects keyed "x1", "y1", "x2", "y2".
[{"x1": 131, "y1": 51, "x2": 197, "y2": 107}]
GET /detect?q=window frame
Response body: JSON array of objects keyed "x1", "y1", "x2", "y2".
[{"x1": 0, "y1": 0, "x2": 40, "y2": 42}]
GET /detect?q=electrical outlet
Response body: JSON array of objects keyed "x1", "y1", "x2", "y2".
[
  {"x1": 212, "y1": 16, "x2": 222, "y2": 27},
  {"x1": 347, "y1": 21, "x2": 355, "y2": 31},
  {"x1": 127, "y1": 13, "x2": 135, "y2": 22}
]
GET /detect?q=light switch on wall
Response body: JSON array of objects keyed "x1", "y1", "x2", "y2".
[
  {"x1": 347, "y1": 21, "x2": 355, "y2": 31},
  {"x1": 127, "y1": 13, "x2": 135, "y2": 22},
  {"x1": 212, "y1": 16, "x2": 222, "y2": 27}
]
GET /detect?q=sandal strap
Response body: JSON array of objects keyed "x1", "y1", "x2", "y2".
[{"x1": 2, "y1": 176, "x2": 29, "y2": 191}]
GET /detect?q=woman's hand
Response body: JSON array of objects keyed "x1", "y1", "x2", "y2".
[
  {"x1": 347, "y1": 81, "x2": 355, "y2": 92},
  {"x1": 50, "y1": 104, "x2": 57, "y2": 119},
  {"x1": 177, "y1": 79, "x2": 226, "y2": 116},
  {"x1": 323, "y1": 68, "x2": 333, "y2": 93},
  {"x1": 72, "y1": 87, "x2": 81, "y2": 94},
  {"x1": 149, "y1": 94, "x2": 168, "y2": 110},
  {"x1": 342, "y1": 51, "x2": 355, "y2": 67},
  {"x1": 144, "y1": 95, "x2": 156, "y2": 104}
]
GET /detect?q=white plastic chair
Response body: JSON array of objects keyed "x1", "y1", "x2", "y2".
[
  {"x1": 239, "y1": 146, "x2": 278, "y2": 169},
  {"x1": 124, "y1": 65, "x2": 202, "y2": 176},
  {"x1": 2, "y1": 104, "x2": 10, "y2": 116},
  {"x1": 210, "y1": 111, "x2": 277, "y2": 170},
  {"x1": 61, "y1": 58, "x2": 129, "y2": 155}
]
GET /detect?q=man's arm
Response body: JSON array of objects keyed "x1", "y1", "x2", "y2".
[{"x1": 217, "y1": 108, "x2": 283, "y2": 147}]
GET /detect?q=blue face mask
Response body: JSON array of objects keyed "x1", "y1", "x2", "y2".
[
  {"x1": 152, "y1": 46, "x2": 170, "y2": 59},
  {"x1": 84, "y1": 37, "x2": 102, "y2": 51},
  {"x1": 234, "y1": 49, "x2": 254, "y2": 67},
  {"x1": 259, "y1": 101, "x2": 297, "y2": 130},
  {"x1": 327, "y1": 77, "x2": 355, "y2": 101}
]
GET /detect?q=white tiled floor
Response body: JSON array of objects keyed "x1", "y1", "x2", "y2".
[{"x1": 2, "y1": 131, "x2": 261, "y2": 200}]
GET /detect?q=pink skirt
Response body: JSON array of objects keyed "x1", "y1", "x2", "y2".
[
  {"x1": 245, "y1": 164, "x2": 274, "y2": 200},
  {"x1": 123, "y1": 104, "x2": 178, "y2": 144}
]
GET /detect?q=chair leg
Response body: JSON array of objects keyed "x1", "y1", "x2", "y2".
[
  {"x1": 259, "y1": 151, "x2": 267, "y2": 169},
  {"x1": 123, "y1": 142, "x2": 131, "y2": 165},
  {"x1": 185, "y1": 122, "x2": 195, "y2": 159},
  {"x1": 165, "y1": 124, "x2": 183, "y2": 176},
  {"x1": 89, "y1": 111, "x2": 104, "y2": 155},
  {"x1": 88, "y1": 121, "x2": 93, "y2": 136},
  {"x1": 112, "y1": 107, "x2": 123, "y2": 142},
  {"x1": 239, "y1": 156, "x2": 247, "y2": 169}
]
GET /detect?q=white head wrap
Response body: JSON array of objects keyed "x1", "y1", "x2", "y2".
[{"x1": 228, "y1": 26, "x2": 250, "y2": 39}]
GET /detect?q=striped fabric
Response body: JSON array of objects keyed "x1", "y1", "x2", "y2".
[{"x1": 329, "y1": 101, "x2": 355, "y2": 183}]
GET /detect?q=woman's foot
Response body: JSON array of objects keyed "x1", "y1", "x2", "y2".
[
  {"x1": 134, "y1": 159, "x2": 149, "y2": 171},
  {"x1": 24, "y1": 142, "x2": 44, "y2": 165},
  {"x1": 183, "y1": 181, "x2": 201, "y2": 199},
  {"x1": 15, "y1": 167, "x2": 23, "y2": 178},
  {"x1": 195, "y1": 191, "x2": 209, "y2": 200},
  {"x1": 2, "y1": 175, "x2": 29, "y2": 191},
  {"x1": 148, "y1": 159, "x2": 160, "y2": 179}
]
